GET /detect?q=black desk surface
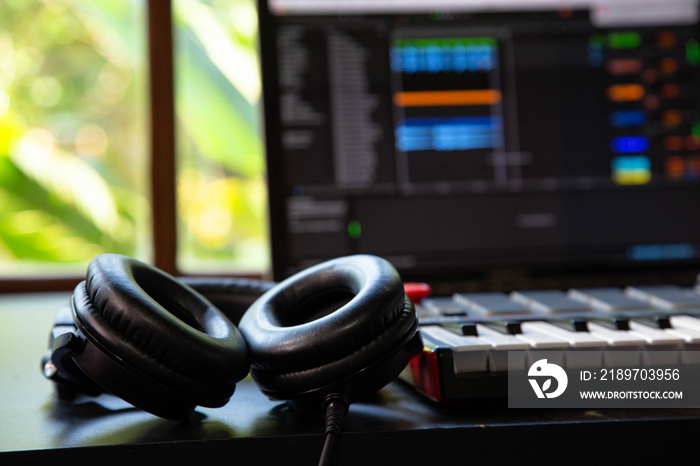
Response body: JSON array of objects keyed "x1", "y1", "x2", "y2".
[{"x1": 2, "y1": 292, "x2": 700, "y2": 465}]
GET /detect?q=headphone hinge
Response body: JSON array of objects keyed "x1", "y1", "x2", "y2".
[{"x1": 44, "y1": 331, "x2": 103, "y2": 399}]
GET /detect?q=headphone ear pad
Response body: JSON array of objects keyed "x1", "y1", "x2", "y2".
[
  {"x1": 238, "y1": 255, "x2": 422, "y2": 407},
  {"x1": 70, "y1": 254, "x2": 250, "y2": 419}
]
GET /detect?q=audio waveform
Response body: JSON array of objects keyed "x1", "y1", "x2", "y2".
[
  {"x1": 395, "y1": 116, "x2": 502, "y2": 152},
  {"x1": 391, "y1": 37, "x2": 497, "y2": 74}
]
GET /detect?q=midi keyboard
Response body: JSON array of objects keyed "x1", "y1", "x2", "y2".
[{"x1": 402, "y1": 284, "x2": 700, "y2": 402}]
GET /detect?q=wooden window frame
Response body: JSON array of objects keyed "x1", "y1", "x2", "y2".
[{"x1": 0, "y1": 1, "x2": 177, "y2": 293}]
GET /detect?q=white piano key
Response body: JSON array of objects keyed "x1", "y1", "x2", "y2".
[
  {"x1": 628, "y1": 321, "x2": 685, "y2": 345},
  {"x1": 525, "y1": 351, "x2": 565, "y2": 368},
  {"x1": 421, "y1": 297, "x2": 469, "y2": 316},
  {"x1": 659, "y1": 315, "x2": 700, "y2": 342},
  {"x1": 517, "y1": 321, "x2": 605, "y2": 370},
  {"x1": 586, "y1": 323, "x2": 646, "y2": 367},
  {"x1": 511, "y1": 290, "x2": 594, "y2": 313},
  {"x1": 530, "y1": 299, "x2": 595, "y2": 314},
  {"x1": 420, "y1": 326, "x2": 492, "y2": 350},
  {"x1": 669, "y1": 315, "x2": 700, "y2": 331},
  {"x1": 663, "y1": 325, "x2": 700, "y2": 343},
  {"x1": 568, "y1": 288, "x2": 652, "y2": 312},
  {"x1": 516, "y1": 322, "x2": 570, "y2": 349},
  {"x1": 643, "y1": 349, "x2": 681, "y2": 366},
  {"x1": 451, "y1": 352, "x2": 489, "y2": 374},
  {"x1": 566, "y1": 350, "x2": 605, "y2": 369},
  {"x1": 603, "y1": 348, "x2": 643, "y2": 367},
  {"x1": 475, "y1": 324, "x2": 531, "y2": 351},
  {"x1": 626, "y1": 285, "x2": 700, "y2": 310},
  {"x1": 586, "y1": 322, "x2": 646, "y2": 346},
  {"x1": 522, "y1": 321, "x2": 607, "y2": 348},
  {"x1": 623, "y1": 322, "x2": 683, "y2": 366},
  {"x1": 680, "y1": 344, "x2": 700, "y2": 365},
  {"x1": 419, "y1": 326, "x2": 490, "y2": 373},
  {"x1": 474, "y1": 324, "x2": 530, "y2": 372},
  {"x1": 494, "y1": 351, "x2": 528, "y2": 372},
  {"x1": 452, "y1": 292, "x2": 531, "y2": 315}
]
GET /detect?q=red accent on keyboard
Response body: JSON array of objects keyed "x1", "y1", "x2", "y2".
[
  {"x1": 407, "y1": 349, "x2": 446, "y2": 403},
  {"x1": 404, "y1": 282, "x2": 432, "y2": 304}
]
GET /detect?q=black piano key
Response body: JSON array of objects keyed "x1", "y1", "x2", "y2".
[
  {"x1": 444, "y1": 310, "x2": 469, "y2": 317},
  {"x1": 483, "y1": 321, "x2": 522, "y2": 335},
  {"x1": 631, "y1": 316, "x2": 672, "y2": 329},
  {"x1": 589, "y1": 317, "x2": 630, "y2": 331},
  {"x1": 438, "y1": 322, "x2": 479, "y2": 337},
  {"x1": 549, "y1": 319, "x2": 590, "y2": 333}
]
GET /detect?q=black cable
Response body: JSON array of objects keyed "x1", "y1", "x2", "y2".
[
  {"x1": 318, "y1": 394, "x2": 349, "y2": 466},
  {"x1": 318, "y1": 430, "x2": 337, "y2": 466}
]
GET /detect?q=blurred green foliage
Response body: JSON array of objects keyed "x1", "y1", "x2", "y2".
[
  {"x1": 0, "y1": 0, "x2": 269, "y2": 276},
  {"x1": 174, "y1": 0, "x2": 269, "y2": 273},
  {"x1": 0, "y1": 0, "x2": 149, "y2": 275}
]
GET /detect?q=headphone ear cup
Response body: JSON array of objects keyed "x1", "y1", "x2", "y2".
[
  {"x1": 238, "y1": 255, "x2": 423, "y2": 409},
  {"x1": 68, "y1": 254, "x2": 250, "y2": 419}
]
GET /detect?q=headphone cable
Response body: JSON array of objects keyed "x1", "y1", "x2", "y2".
[{"x1": 318, "y1": 393, "x2": 349, "y2": 466}]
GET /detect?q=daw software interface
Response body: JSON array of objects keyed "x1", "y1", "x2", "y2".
[{"x1": 259, "y1": 0, "x2": 700, "y2": 285}]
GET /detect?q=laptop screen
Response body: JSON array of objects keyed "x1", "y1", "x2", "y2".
[{"x1": 258, "y1": 0, "x2": 700, "y2": 291}]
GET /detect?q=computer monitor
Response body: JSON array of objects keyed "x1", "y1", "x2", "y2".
[{"x1": 258, "y1": 0, "x2": 700, "y2": 292}]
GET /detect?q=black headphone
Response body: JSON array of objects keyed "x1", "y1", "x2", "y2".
[{"x1": 42, "y1": 253, "x2": 423, "y2": 421}]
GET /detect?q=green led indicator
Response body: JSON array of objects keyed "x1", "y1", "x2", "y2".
[
  {"x1": 608, "y1": 32, "x2": 641, "y2": 49},
  {"x1": 687, "y1": 39, "x2": 700, "y2": 66},
  {"x1": 348, "y1": 220, "x2": 362, "y2": 239},
  {"x1": 693, "y1": 122, "x2": 700, "y2": 139}
]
